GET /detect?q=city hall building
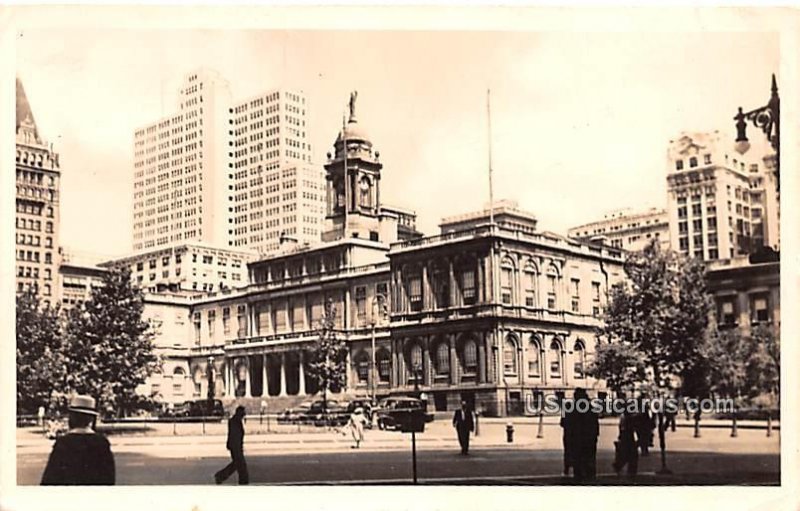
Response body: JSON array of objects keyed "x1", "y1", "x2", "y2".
[{"x1": 143, "y1": 99, "x2": 626, "y2": 416}]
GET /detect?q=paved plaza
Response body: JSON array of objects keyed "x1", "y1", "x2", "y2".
[{"x1": 17, "y1": 418, "x2": 779, "y2": 485}]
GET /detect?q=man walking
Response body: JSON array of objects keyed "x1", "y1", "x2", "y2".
[
  {"x1": 567, "y1": 388, "x2": 599, "y2": 482},
  {"x1": 452, "y1": 401, "x2": 475, "y2": 455},
  {"x1": 41, "y1": 395, "x2": 115, "y2": 485},
  {"x1": 215, "y1": 405, "x2": 249, "y2": 485}
]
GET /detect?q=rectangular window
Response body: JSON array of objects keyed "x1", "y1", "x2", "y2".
[
  {"x1": 751, "y1": 294, "x2": 769, "y2": 323},
  {"x1": 678, "y1": 221, "x2": 688, "y2": 234},
  {"x1": 356, "y1": 286, "x2": 367, "y2": 324},
  {"x1": 547, "y1": 275, "x2": 557, "y2": 310},
  {"x1": 461, "y1": 269, "x2": 476, "y2": 305},
  {"x1": 207, "y1": 310, "x2": 216, "y2": 336},
  {"x1": 222, "y1": 307, "x2": 230, "y2": 334},
  {"x1": 524, "y1": 271, "x2": 536, "y2": 307},
  {"x1": 237, "y1": 305, "x2": 247, "y2": 337},
  {"x1": 592, "y1": 282, "x2": 601, "y2": 316},
  {"x1": 434, "y1": 270, "x2": 449, "y2": 308},
  {"x1": 193, "y1": 312, "x2": 201, "y2": 344},
  {"x1": 719, "y1": 299, "x2": 736, "y2": 326},
  {"x1": 679, "y1": 237, "x2": 689, "y2": 251},
  {"x1": 408, "y1": 275, "x2": 422, "y2": 311},
  {"x1": 678, "y1": 206, "x2": 687, "y2": 219},
  {"x1": 570, "y1": 279, "x2": 580, "y2": 314},
  {"x1": 273, "y1": 301, "x2": 286, "y2": 332}
]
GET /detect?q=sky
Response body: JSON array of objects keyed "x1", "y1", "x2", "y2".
[{"x1": 16, "y1": 27, "x2": 779, "y2": 258}]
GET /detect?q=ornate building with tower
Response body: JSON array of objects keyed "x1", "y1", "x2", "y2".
[
  {"x1": 15, "y1": 78, "x2": 62, "y2": 307},
  {"x1": 141, "y1": 93, "x2": 624, "y2": 416}
]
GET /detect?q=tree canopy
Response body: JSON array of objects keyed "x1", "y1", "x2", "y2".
[{"x1": 595, "y1": 241, "x2": 713, "y2": 396}]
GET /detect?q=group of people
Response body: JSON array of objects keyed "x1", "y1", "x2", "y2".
[{"x1": 559, "y1": 388, "x2": 600, "y2": 481}]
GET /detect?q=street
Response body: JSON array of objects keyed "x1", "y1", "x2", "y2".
[{"x1": 17, "y1": 421, "x2": 779, "y2": 485}]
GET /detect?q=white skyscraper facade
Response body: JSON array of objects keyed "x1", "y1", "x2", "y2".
[
  {"x1": 133, "y1": 69, "x2": 232, "y2": 252},
  {"x1": 666, "y1": 131, "x2": 775, "y2": 261},
  {"x1": 228, "y1": 90, "x2": 324, "y2": 255}
]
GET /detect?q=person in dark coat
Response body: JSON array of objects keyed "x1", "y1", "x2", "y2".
[
  {"x1": 452, "y1": 401, "x2": 475, "y2": 455},
  {"x1": 635, "y1": 405, "x2": 655, "y2": 456},
  {"x1": 566, "y1": 388, "x2": 599, "y2": 481},
  {"x1": 612, "y1": 406, "x2": 639, "y2": 477},
  {"x1": 559, "y1": 412, "x2": 574, "y2": 476},
  {"x1": 215, "y1": 405, "x2": 249, "y2": 485},
  {"x1": 41, "y1": 395, "x2": 115, "y2": 485}
]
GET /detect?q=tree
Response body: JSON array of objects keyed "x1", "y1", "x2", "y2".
[
  {"x1": 709, "y1": 324, "x2": 779, "y2": 406},
  {"x1": 16, "y1": 289, "x2": 66, "y2": 414},
  {"x1": 588, "y1": 340, "x2": 647, "y2": 394},
  {"x1": 63, "y1": 268, "x2": 159, "y2": 417},
  {"x1": 306, "y1": 298, "x2": 348, "y2": 414},
  {"x1": 602, "y1": 241, "x2": 713, "y2": 395}
]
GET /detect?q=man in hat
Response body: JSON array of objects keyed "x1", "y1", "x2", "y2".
[
  {"x1": 41, "y1": 395, "x2": 115, "y2": 485},
  {"x1": 214, "y1": 405, "x2": 249, "y2": 485}
]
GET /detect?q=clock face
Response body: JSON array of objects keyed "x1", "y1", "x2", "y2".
[{"x1": 359, "y1": 178, "x2": 370, "y2": 191}]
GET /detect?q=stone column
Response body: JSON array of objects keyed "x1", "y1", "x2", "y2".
[
  {"x1": 449, "y1": 335, "x2": 458, "y2": 386},
  {"x1": 422, "y1": 264, "x2": 430, "y2": 310},
  {"x1": 244, "y1": 357, "x2": 252, "y2": 398},
  {"x1": 477, "y1": 336, "x2": 486, "y2": 384},
  {"x1": 298, "y1": 351, "x2": 306, "y2": 395},
  {"x1": 225, "y1": 359, "x2": 232, "y2": 397},
  {"x1": 449, "y1": 259, "x2": 458, "y2": 307},
  {"x1": 423, "y1": 337, "x2": 432, "y2": 387},
  {"x1": 262, "y1": 354, "x2": 269, "y2": 397},
  {"x1": 279, "y1": 352, "x2": 287, "y2": 397},
  {"x1": 345, "y1": 349, "x2": 352, "y2": 391}
]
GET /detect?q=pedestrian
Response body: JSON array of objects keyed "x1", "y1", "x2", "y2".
[
  {"x1": 635, "y1": 406, "x2": 655, "y2": 456},
  {"x1": 559, "y1": 411, "x2": 574, "y2": 476},
  {"x1": 37, "y1": 405, "x2": 46, "y2": 428},
  {"x1": 452, "y1": 401, "x2": 474, "y2": 455},
  {"x1": 41, "y1": 395, "x2": 115, "y2": 485},
  {"x1": 567, "y1": 388, "x2": 599, "y2": 481},
  {"x1": 347, "y1": 407, "x2": 368, "y2": 448},
  {"x1": 214, "y1": 405, "x2": 249, "y2": 485},
  {"x1": 612, "y1": 406, "x2": 639, "y2": 478}
]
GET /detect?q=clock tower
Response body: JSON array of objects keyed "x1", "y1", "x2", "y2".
[{"x1": 322, "y1": 91, "x2": 384, "y2": 242}]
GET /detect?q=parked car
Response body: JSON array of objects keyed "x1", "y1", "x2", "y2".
[
  {"x1": 277, "y1": 402, "x2": 312, "y2": 424},
  {"x1": 187, "y1": 399, "x2": 225, "y2": 418},
  {"x1": 375, "y1": 397, "x2": 434, "y2": 431},
  {"x1": 345, "y1": 398, "x2": 376, "y2": 427},
  {"x1": 161, "y1": 401, "x2": 192, "y2": 418},
  {"x1": 301, "y1": 399, "x2": 349, "y2": 426}
]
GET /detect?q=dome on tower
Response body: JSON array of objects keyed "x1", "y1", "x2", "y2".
[{"x1": 336, "y1": 117, "x2": 373, "y2": 147}]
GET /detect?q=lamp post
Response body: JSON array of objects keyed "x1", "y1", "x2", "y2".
[
  {"x1": 370, "y1": 293, "x2": 388, "y2": 402},
  {"x1": 734, "y1": 74, "x2": 780, "y2": 190},
  {"x1": 206, "y1": 356, "x2": 215, "y2": 403}
]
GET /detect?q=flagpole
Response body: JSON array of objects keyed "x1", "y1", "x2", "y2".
[
  {"x1": 343, "y1": 110, "x2": 348, "y2": 235},
  {"x1": 487, "y1": 89, "x2": 494, "y2": 228}
]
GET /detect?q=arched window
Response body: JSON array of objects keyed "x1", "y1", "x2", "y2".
[
  {"x1": 376, "y1": 349, "x2": 391, "y2": 383},
  {"x1": 409, "y1": 343, "x2": 423, "y2": 371},
  {"x1": 434, "y1": 342, "x2": 450, "y2": 375},
  {"x1": 461, "y1": 338, "x2": 477, "y2": 374},
  {"x1": 501, "y1": 258, "x2": 514, "y2": 305},
  {"x1": 574, "y1": 340, "x2": 586, "y2": 379},
  {"x1": 354, "y1": 351, "x2": 370, "y2": 383},
  {"x1": 528, "y1": 335, "x2": 541, "y2": 377},
  {"x1": 523, "y1": 262, "x2": 538, "y2": 308},
  {"x1": 549, "y1": 339, "x2": 562, "y2": 379},
  {"x1": 173, "y1": 367, "x2": 186, "y2": 395},
  {"x1": 359, "y1": 177, "x2": 371, "y2": 208},
  {"x1": 504, "y1": 335, "x2": 518, "y2": 375}
]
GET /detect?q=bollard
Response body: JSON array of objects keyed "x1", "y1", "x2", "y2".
[
  {"x1": 731, "y1": 412, "x2": 738, "y2": 438},
  {"x1": 173, "y1": 419, "x2": 177, "y2": 436},
  {"x1": 693, "y1": 417, "x2": 701, "y2": 438},
  {"x1": 536, "y1": 412, "x2": 544, "y2": 439},
  {"x1": 766, "y1": 413, "x2": 772, "y2": 437},
  {"x1": 474, "y1": 412, "x2": 480, "y2": 437},
  {"x1": 506, "y1": 422, "x2": 514, "y2": 443}
]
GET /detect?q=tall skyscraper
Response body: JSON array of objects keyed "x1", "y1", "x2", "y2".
[
  {"x1": 15, "y1": 78, "x2": 61, "y2": 306},
  {"x1": 133, "y1": 70, "x2": 326, "y2": 257},
  {"x1": 228, "y1": 89, "x2": 324, "y2": 254},
  {"x1": 666, "y1": 131, "x2": 768, "y2": 261},
  {"x1": 132, "y1": 69, "x2": 232, "y2": 252}
]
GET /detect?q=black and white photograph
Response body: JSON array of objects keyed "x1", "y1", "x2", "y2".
[{"x1": 2, "y1": 5, "x2": 798, "y2": 511}]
